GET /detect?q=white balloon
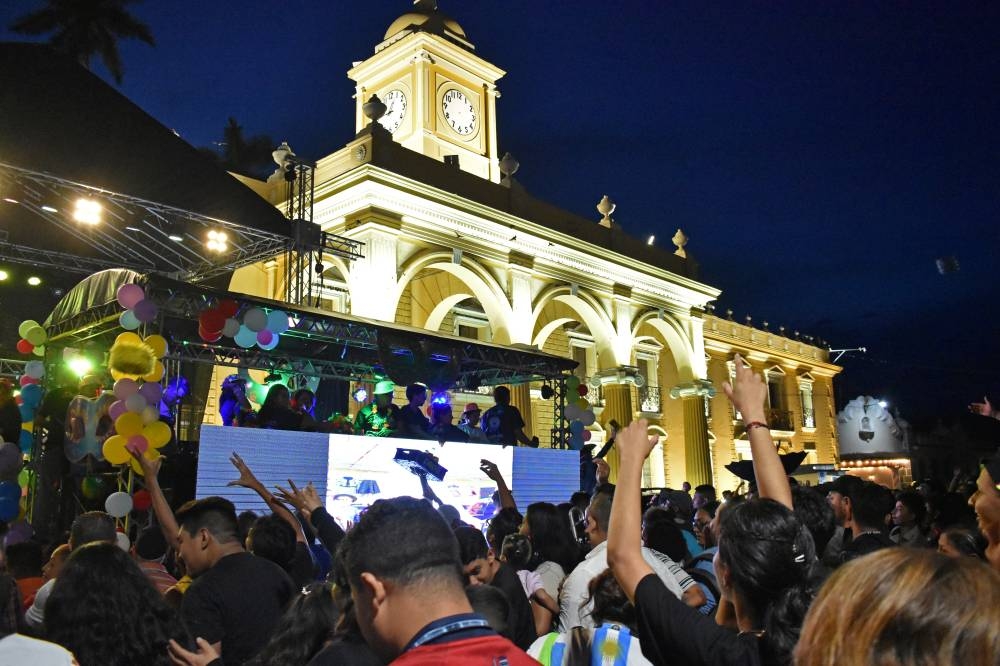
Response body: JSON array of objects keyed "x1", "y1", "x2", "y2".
[
  {"x1": 141, "y1": 405, "x2": 160, "y2": 424},
  {"x1": 243, "y1": 308, "x2": 268, "y2": 332},
  {"x1": 115, "y1": 531, "x2": 131, "y2": 552},
  {"x1": 24, "y1": 361, "x2": 44, "y2": 379},
  {"x1": 105, "y1": 491, "x2": 133, "y2": 518},
  {"x1": 125, "y1": 393, "x2": 147, "y2": 413}
]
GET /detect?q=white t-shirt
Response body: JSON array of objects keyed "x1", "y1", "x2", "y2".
[
  {"x1": 517, "y1": 569, "x2": 544, "y2": 598},
  {"x1": 24, "y1": 578, "x2": 55, "y2": 629},
  {"x1": 0, "y1": 634, "x2": 76, "y2": 665},
  {"x1": 558, "y1": 541, "x2": 691, "y2": 630}
]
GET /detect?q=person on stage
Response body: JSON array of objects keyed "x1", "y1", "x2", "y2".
[
  {"x1": 218, "y1": 375, "x2": 254, "y2": 427},
  {"x1": 482, "y1": 386, "x2": 538, "y2": 447},
  {"x1": 397, "y1": 383, "x2": 432, "y2": 438},
  {"x1": 354, "y1": 380, "x2": 399, "y2": 437}
]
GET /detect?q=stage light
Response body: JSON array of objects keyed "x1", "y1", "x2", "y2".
[
  {"x1": 206, "y1": 230, "x2": 228, "y2": 252},
  {"x1": 73, "y1": 198, "x2": 101, "y2": 225},
  {"x1": 540, "y1": 384, "x2": 555, "y2": 400},
  {"x1": 878, "y1": 400, "x2": 888, "y2": 409},
  {"x1": 168, "y1": 234, "x2": 183, "y2": 242},
  {"x1": 3, "y1": 198, "x2": 18, "y2": 204},
  {"x1": 67, "y1": 357, "x2": 93, "y2": 378},
  {"x1": 41, "y1": 205, "x2": 58, "y2": 213},
  {"x1": 352, "y1": 388, "x2": 368, "y2": 403},
  {"x1": 430, "y1": 392, "x2": 450, "y2": 406},
  {"x1": 27, "y1": 276, "x2": 41, "y2": 286},
  {"x1": 0, "y1": 270, "x2": 7, "y2": 281},
  {"x1": 647, "y1": 235, "x2": 655, "y2": 245}
]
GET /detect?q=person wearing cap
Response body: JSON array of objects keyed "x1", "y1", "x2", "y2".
[
  {"x1": 354, "y1": 380, "x2": 399, "y2": 437},
  {"x1": 971, "y1": 453, "x2": 1000, "y2": 571},
  {"x1": 219, "y1": 375, "x2": 253, "y2": 427},
  {"x1": 823, "y1": 474, "x2": 864, "y2": 566},
  {"x1": 458, "y1": 403, "x2": 490, "y2": 443}
]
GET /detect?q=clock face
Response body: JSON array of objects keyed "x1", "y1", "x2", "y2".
[
  {"x1": 379, "y1": 89, "x2": 407, "y2": 133},
  {"x1": 442, "y1": 88, "x2": 477, "y2": 136}
]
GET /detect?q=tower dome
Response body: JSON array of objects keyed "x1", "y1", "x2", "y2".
[{"x1": 381, "y1": 1, "x2": 472, "y2": 51}]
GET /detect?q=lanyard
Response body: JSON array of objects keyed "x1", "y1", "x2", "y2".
[{"x1": 410, "y1": 618, "x2": 491, "y2": 649}]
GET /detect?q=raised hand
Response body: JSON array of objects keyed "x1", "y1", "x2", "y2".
[
  {"x1": 275, "y1": 479, "x2": 323, "y2": 517},
  {"x1": 227, "y1": 451, "x2": 261, "y2": 490},
  {"x1": 128, "y1": 446, "x2": 163, "y2": 480},
  {"x1": 970, "y1": 396, "x2": 995, "y2": 418},
  {"x1": 480, "y1": 459, "x2": 501, "y2": 482},
  {"x1": 615, "y1": 419, "x2": 658, "y2": 466},
  {"x1": 722, "y1": 353, "x2": 768, "y2": 422}
]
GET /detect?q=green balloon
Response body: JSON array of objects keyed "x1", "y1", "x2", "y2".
[
  {"x1": 16, "y1": 469, "x2": 32, "y2": 488},
  {"x1": 24, "y1": 326, "x2": 47, "y2": 346},
  {"x1": 80, "y1": 475, "x2": 106, "y2": 500}
]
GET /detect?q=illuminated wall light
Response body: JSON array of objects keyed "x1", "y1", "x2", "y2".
[
  {"x1": 206, "y1": 230, "x2": 228, "y2": 253},
  {"x1": 73, "y1": 198, "x2": 102, "y2": 225},
  {"x1": 41, "y1": 205, "x2": 58, "y2": 213},
  {"x1": 27, "y1": 276, "x2": 42, "y2": 286}
]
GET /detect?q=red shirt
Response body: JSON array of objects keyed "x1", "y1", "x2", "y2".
[{"x1": 391, "y1": 635, "x2": 540, "y2": 665}]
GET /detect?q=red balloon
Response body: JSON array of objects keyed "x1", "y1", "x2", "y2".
[
  {"x1": 577, "y1": 384, "x2": 589, "y2": 397},
  {"x1": 15, "y1": 339, "x2": 33, "y2": 354},
  {"x1": 217, "y1": 299, "x2": 240, "y2": 318},
  {"x1": 198, "y1": 309, "x2": 225, "y2": 334},
  {"x1": 132, "y1": 489, "x2": 152, "y2": 512},
  {"x1": 198, "y1": 325, "x2": 223, "y2": 343},
  {"x1": 19, "y1": 375, "x2": 39, "y2": 387}
]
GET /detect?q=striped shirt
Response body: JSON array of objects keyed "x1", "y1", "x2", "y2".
[{"x1": 139, "y1": 561, "x2": 178, "y2": 595}]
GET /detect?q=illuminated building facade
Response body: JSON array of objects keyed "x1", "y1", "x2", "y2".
[{"x1": 221, "y1": 2, "x2": 841, "y2": 490}]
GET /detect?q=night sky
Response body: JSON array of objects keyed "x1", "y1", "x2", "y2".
[{"x1": 2, "y1": 1, "x2": 998, "y2": 420}]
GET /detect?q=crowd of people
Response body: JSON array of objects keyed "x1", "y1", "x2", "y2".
[
  {"x1": 218, "y1": 375, "x2": 539, "y2": 447},
  {"x1": 0, "y1": 355, "x2": 997, "y2": 664}
]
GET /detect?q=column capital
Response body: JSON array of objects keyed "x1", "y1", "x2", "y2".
[
  {"x1": 669, "y1": 379, "x2": 716, "y2": 399},
  {"x1": 589, "y1": 365, "x2": 643, "y2": 387}
]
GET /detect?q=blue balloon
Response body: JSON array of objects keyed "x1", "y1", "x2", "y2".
[
  {"x1": 569, "y1": 419, "x2": 585, "y2": 435},
  {"x1": 19, "y1": 384, "x2": 42, "y2": 408},
  {"x1": 0, "y1": 497, "x2": 18, "y2": 522},
  {"x1": 119, "y1": 310, "x2": 141, "y2": 330},
  {"x1": 568, "y1": 434, "x2": 584, "y2": 451},
  {"x1": 0, "y1": 481, "x2": 20, "y2": 503},
  {"x1": 18, "y1": 430, "x2": 32, "y2": 454},
  {"x1": 18, "y1": 404, "x2": 35, "y2": 423},
  {"x1": 234, "y1": 325, "x2": 257, "y2": 348}
]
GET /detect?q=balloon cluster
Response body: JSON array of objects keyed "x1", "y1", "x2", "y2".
[
  {"x1": 15, "y1": 320, "x2": 47, "y2": 357},
  {"x1": 116, "y1": 284, "x2": 159, "y2": 330},
  {"x1": 102, "y1": 376, "x2": 172, "y2": 475},
  {"x1": 16, "y1": 364, "x2": 44, "y2": 454},
  {"x1": 564, "y1": 375, "x2": 596, "y2": 450},
  {"x1": 198, "y1": 300, "x2": 289, "y2": 351}
]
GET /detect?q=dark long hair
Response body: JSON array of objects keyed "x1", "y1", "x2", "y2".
[
  {"x1": 247, "y1": 582, "x2": 338, "y2": 666},
  {"x1": 566, "y1": 569, "x2": 638, "y2": 666},
  {"x1": 45, "y1": 542, "x2": 186, "y2": 666},
  {"x1": 524, "y1": 502, "x2": 581, "y2": 574},
  {"x1": 717, "y1": 498, "x2": 817, "y2": 666}
]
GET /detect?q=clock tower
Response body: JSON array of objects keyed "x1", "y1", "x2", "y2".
[{"x1": 348, "y1": 0, "x2": 505, "y2": 182}]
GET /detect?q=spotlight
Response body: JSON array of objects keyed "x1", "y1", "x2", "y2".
[
  {"x1": 27, "y1": 276, "x2": 41, "y2": 286},
  {"x1": 67, "y1": 357, "x2": 93, "y2": 378},
  {"x1": 41, "y1": 205, "x2": 58, "y2": 213},
  {"x1": 430, "y1": 392, "x2": 450, "y2": 407},
  {"x1": 0, "y1": 270, "x2": 7, "y2": 281},
  {"x1": 540, "y1": 384, "x2": 555, "y2": 400},
  {"x1": 352, "y1": 387, "x2": 369, "y2": 403},
  {"x1": 73, "y1": 198, "x2": 101, "y2": 225},
  {"x1": 168, "y1": 235, "x2": 184, "y2": 242},
  {"x1": 206, "y1": 230, "x2": 228, "y2": 252},
  {"x1": 647, "y1": 235, "x2": 655, "y2": 245}
]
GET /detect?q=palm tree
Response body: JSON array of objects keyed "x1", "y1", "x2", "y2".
[
  {"x1": 200, "y1": 118, "x2": 278, "y2": 180},
  {"x1": 9, "y1": 0, "x2": 155, "y2": 84}
]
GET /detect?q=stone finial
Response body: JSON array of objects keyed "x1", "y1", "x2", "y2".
[
  {"x1": 745, "y1": 314, "x2": 752, "y2": 325},
  {"x1": 363, "y1": 94, "x2": 387, "y2": 123},
  {"x1": 597, "y1": 195, "x2": 615, "y2": 228},
  {"x1": 499, "y1": 152, "x2": 519, "y2": 186},
  {"x1": 726, "y1": 308, "x2": 734, "y2": 320},
  {"x1": 672, "y1": 228, "x2": 689, "y2": 258}
]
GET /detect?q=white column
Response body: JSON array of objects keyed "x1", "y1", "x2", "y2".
[{"x1": 347, "y1": 226, "x2": 399, "y2": 321}]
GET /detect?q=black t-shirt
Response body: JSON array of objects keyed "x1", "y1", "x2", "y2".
[
  {"x1": 840, "y1": 531, "x2": 895, "y2": 563},
  {"x1": 306, "y1": 634, "x2": 383, "y2": 666},
  {"x1": 491, "y1": 562, "x2": 537, "y2": 650},
  {"x1": 288, "y1": 541, "x2": 317, "y2": 588},
  {"x1": 481, "y1": 404, "x2": 525, "y2": 446},
  {"x1": 397, "y1": 404, "x2": 431, "y2": 437},
  {"x1": 181, "y1": 551, "x2": 295, "y2": 665},
  {"x1": 634, "y1": 573, "x2": 762, "y2": 666}
]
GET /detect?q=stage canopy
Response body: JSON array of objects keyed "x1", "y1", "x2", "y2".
[
  {"x1": 0, "y1": 43, "x2": 360, "y2": 281},
  {"x1": 45, "y1": 269, "x2": 577, "y2": 388}
]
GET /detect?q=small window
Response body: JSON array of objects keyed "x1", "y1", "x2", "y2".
[
  {"x1": 458, "y1": 324, "x2": 478, "y2": 340},
  {"x1": 572, "y1": 346, "x2": 588, "y2": 380}
]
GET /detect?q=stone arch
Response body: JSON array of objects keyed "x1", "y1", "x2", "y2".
[
  {"x1": 531, "y1": 285, "x2": 617, "y2": 363},
  {"x1": 393, "y1": 251, "x2": 514, "y2": 344},
  {"x1": 631, "y1": 311, "x2": 697, "y2": 383}
]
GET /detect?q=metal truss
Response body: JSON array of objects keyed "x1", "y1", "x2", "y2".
[
  {"x1": 0, "y1": 162, "x2": 363, "y2": 282},
  {"x1": 169, "y1": 341, "x2": 379, "y2": 383},
  {"x1": 0, "y1": 358, "x2": 27, "y2": 378},
  {"x1": 0, "y1": 238, "x2": 154, "y2": 275}
]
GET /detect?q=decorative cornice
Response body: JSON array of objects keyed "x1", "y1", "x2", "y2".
[
  {"x1": 669, "y1": 379, "x2": 716, "y2": 399},
  {"x1": 508, "y1": 250, "x2": 534, "y2": 270}
]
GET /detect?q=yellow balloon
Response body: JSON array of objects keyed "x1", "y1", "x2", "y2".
[
  {"x1": 130, "y1": 456, "x2": 145, "y2": 475},
  {"x1": 143, "y1": 421, "x2": 172, "y2": 448},
  {"x1": 142, "y1": 361, "x2": 164, "y2": 383},
  {"x1": 114, "y1": 412, "x2": 144, "y2": 437},
  {"x1": 577, "y1": 398, "x2": 590, "y2": 410},
  {"x1": 115, "y1": 332, "x2": 143, "y2": 348},
  {"x1": 22, "y1": 421, "x2": 32, "y2": 431},
  {"x1": 102, "y1": 435, "x2": 130, "y2": 464},
  {"x1": 130, "y1": 450, "x2": 159, "y2": 476},
  {"x1": 144, "y1": 335, "x2": 168, "y2": 359}
]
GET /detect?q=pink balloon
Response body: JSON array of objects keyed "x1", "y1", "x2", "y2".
[
  {"x1": 114, "y1": 378, "x2": 139, "y2": 400},
  {"x1": 126, "y1": 434, "x2": 148, "y2": 455},
  {"x1": 116, "y1": 284, "x2": 145, "y2": 309},
  {"x1": 109, "y1": 400, "x2": 128, "y2": 421},
  {"x1": 256, "y1": 329, "x2": 274, "y2": 345},
  {"x1": 582, "y1": 430, "x2": 592, "y2": 442}
]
